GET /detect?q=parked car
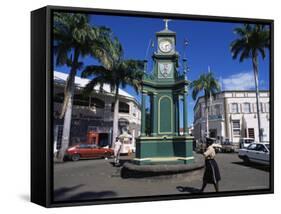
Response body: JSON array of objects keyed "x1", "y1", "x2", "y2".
[
  {"x1": 65, "y1": 143, "x2": 114, "y2": 161},
  {"x1": 238, "y1": 143, "x2": 270, "y2": 165},
  {"x1": 221, "y1": 140, "x2": 235, "y2": 153},
  {"x1": 195, "y1": 138, "x2": 221, "y2": 153},
  {"x1": 239, "y1": 138, "x2": 255, "y2": 149}
]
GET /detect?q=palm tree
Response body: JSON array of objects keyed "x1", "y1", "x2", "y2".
[
  {"x1": 53, "y1": 12, "x2": 113, "y2": 162},
  {"x1": 230, "y1": 24, "x2": 269, "y2": 142},
  {"x1": 190, "y1": 72, "x2": 221, "y2": 139},
  {"x1": 81, "y1": 37, "x2": 144, "y2": 147}
]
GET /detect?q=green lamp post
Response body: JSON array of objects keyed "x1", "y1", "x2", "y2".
[{"x1": 134, "y1": 20, "x2": 194, "y2": 165}]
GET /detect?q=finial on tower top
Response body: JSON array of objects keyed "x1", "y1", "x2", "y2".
[{"x1": 163, "y1": 19, "x2": 171, "y2": 30}]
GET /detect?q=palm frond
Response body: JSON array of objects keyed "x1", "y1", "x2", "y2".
[
  {"x1": 230, "y1": 24, "x2": 270, "y2": 63},
  {"x1": 81, "y1": 65, "x2": 108, "y2": 78}
]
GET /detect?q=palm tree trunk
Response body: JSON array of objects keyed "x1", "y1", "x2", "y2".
[
  {"x1": 57, "y1": 50, "x2": 79, "y2": 162},
  {"x1": 205, "y1": 96, "x2": 209, "y2": 139},
  {"x1": 252, "y1": 55, "x2": 262, "y2": 142},
  {"x1": 112, "y1": 87, "x2": 120, "y2": 148}
]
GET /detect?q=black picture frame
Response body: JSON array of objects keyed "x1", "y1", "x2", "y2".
[{"x1": 31, "y1": 5, "x2": 274, "y2": 208}]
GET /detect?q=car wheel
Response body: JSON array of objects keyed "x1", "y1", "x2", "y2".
[
  {"x1": 243, "y1": 156, "x2": 250, "y2": 163},
  {"x1": 103, "y1": 152, "x2": 111, "y2": 158},
  {"x1": 71, "y1": 154, "x2": 80, "y2": 161}
]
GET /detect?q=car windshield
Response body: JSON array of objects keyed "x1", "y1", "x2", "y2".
[
  {"x1": 247, "y1": 143, "x2": 257, "y2": 150},
  {"x1": 265, "y1": 144, "x2": 270, "y2": 150}
]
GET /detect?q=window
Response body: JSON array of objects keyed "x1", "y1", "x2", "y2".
[
  {"x1": 259, "y1": 103, "x2": 264, "y2": 112},
  {"x1": 73, "y1": 94, "x2": 89, "y2": 106},
  {"x1": 111, "y1": 102, "x2": 130, "y2": 113},
  {"x1": 54, "y1": 125, "x2": 63, "y2": 150},
  {"x1": 70, "y1": 95, "x2": 105, "y2": 108},
  {"x1": 78, "y1": 144, "x2": 92, "y2": 149},
  {"x1": 243, "y1": 103, "x2": 251, "y2": 113},
  {"x1": 265, "y1": 103, "x2": 270, "y2": 112},
  {"x1": 231, "y1": 103, "x2": 238, "y2": 113},
  {"x1": 201, "y1": 106, "x2": 205, "y2": 117},
  {"x1": 90, "y1": 98, "x2": 105, "y2": 108},
  {"x1": 252, "y1": 103, "x2": 257, "y2": 112},
  {"x1": 248, "y1": 128, "x2": 255, "y2": 139},
  {"x1": 232, "y1": 120, "x2": 240, "y2": 136},
  {"x1": 90, "y1": 144, "x2": 99, "y2": 149},
  {"x1": 256, "y1": 144, "x2": 268, "y2": 152},
  {"x1": 209, "y1": 129, "x2": 217, "y2": 138},
  {"x1": 53, "y1": 93, "x2": 64, "y2": 103},
  {"x1": 233, "y1": 120, "x2": 240, "y2": 129},
  {"x1": 214, "y1": 104, "x2": 221, "y2": 115},
  {"x1": 247, "y1": 143, "x2": 257, "y2": 150},
  {"x1": 119, "y1": 102, "x2": 130, "y2": 113},
  {"x1": 233, "y1": 130, "x2": 241, "y2": 136}
]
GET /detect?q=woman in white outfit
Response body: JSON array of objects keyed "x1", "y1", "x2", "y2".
[
  {"x1": 200, "y1": 138, "x2": 221, "y2": 192},
  {"x1": 113, "y1": 137, "x2": 122, "y2": 166}
]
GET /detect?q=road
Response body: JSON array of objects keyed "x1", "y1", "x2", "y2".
[{"x1": 53, "y1": 153, "x2": 270, "y2": 202}]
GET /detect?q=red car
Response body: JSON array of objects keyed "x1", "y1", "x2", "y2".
[{"x1": 65, "y1": 144, "x2": 113, "y2": 161}]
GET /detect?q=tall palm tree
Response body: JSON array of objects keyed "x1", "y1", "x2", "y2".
[
  {"x1": 81, "y1": 37, "x2": 144, "y2": 147},
  {"x1": 190, "y1": 72, "x2": 221, "y2": 139},
  {"x1": 53, "y1": 12, "x2": 113, "y2": 162},
  {"x1": 230, "y1": 24, "x2": 269, "y2": 142}
]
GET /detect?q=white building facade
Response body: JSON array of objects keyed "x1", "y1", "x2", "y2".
[
  {"x1": 53, "y1": 71, "x2": 141, "y2": 150},
  {"x1": 193, "y1": 91, "x2": 270, "y2": 146}
]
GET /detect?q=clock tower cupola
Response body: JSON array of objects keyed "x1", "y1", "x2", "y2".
[{"x1": 153, "y1": 19, "x2": 179, "y2": 80}]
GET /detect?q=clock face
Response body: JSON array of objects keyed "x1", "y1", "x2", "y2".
[
  {"x1": 158, "y1": 63, "x2": 173, "y2": 78},
  {"x1": 159, "y1": 39, "x2": 173, "y2": 53}
]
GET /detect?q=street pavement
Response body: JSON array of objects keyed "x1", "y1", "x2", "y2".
[{"x1": 53, "y1": 153, "x2": 270, "y2": 202}]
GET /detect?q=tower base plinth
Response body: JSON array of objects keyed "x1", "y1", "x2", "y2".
[{"x1": 134, "y1": 135, "x2": 194, "y2": 165}]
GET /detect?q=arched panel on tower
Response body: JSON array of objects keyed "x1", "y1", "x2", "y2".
[{"x1": 158, "y1": 96, "x2": 173, "y2": 134}]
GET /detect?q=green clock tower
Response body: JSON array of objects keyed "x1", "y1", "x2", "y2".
[{"x1": 134, "y1": 20, "x2": 194, "y2": 165}]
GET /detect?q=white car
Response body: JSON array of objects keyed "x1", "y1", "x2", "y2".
[
  {"x1": 239, "y1": 138, "x2": 255, "y2": 149},
  {"x1": 238, "y1": 143, "x2": 270, "y2": 165}
]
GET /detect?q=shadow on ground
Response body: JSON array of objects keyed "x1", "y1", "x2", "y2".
[
  {"x1": 54, "y1": 184, "x2": 117, "y2": 201},
  {"x1": 176, "y1": 186, "x2": 201, "y2": 193},
  {"x1": 232, "y1": 161, "x2": 270, "y2": 172},
  {"x1": 54, "y1": 184, "x2": 84, "y2": 199},
  {"x1": 67, "y1": 191, "x2": 117, "y2": 201}
]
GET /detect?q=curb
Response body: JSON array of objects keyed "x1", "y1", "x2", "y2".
[{"x1": 121, "y1": 153, "x2": 205, "y2": 178}]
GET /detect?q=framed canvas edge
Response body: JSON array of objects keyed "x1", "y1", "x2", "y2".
[{"x1": 31, "y1": 5, "x2": 274, "y2": 208}]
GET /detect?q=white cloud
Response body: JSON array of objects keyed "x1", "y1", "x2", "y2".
[{"x1": 221, "y1": 71, "x2": 256, "y2": 90}]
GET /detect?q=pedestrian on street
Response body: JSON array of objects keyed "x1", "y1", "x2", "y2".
[
  {"x1": 200, "y1": 137, "x2": 221, "y2": 192},
  {"x1": 113, "y1": 137, "x2": 122, "y2": 166}
]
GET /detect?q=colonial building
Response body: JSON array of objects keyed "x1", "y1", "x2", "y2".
[
  {"x1": 53, "y1": 71, "x2": 141, "y2": 151},
  {"x1": 193, "y1": 90, "x2": 270, "y2": 146}
]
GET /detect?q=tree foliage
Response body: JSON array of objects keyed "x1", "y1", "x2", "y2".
[
  {"x1": 190, "y1": 72, "x2": 221, "y2": 102},
  {"x1": 230, "y1": 24, "x2": 269, "y2": 64},
  {"x1": 53, "y1": 12, "x2": 113, "y2": 118}
]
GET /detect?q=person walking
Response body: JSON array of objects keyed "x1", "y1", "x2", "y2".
[
  {"x1": 113, "y1": 137, "x2": 122, "y2": 166},
  {"x1": 200, "y1": 137, "x2": 221, "y2": 192}
]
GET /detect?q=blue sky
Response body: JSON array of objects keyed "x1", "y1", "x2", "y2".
[{"x1": 54, "y1": 14, "x2": 270, "y2": 127}]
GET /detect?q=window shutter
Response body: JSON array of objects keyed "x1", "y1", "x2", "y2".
[
  {"x1": 253, "y1": 103, "x2": 256, "y2": 113},
  {"x1": 238, "y1": 103, "x2": 241, "y2": 113},
  {"x1": 259, "y1": 103, "x2": 263, "y2": 113}
]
